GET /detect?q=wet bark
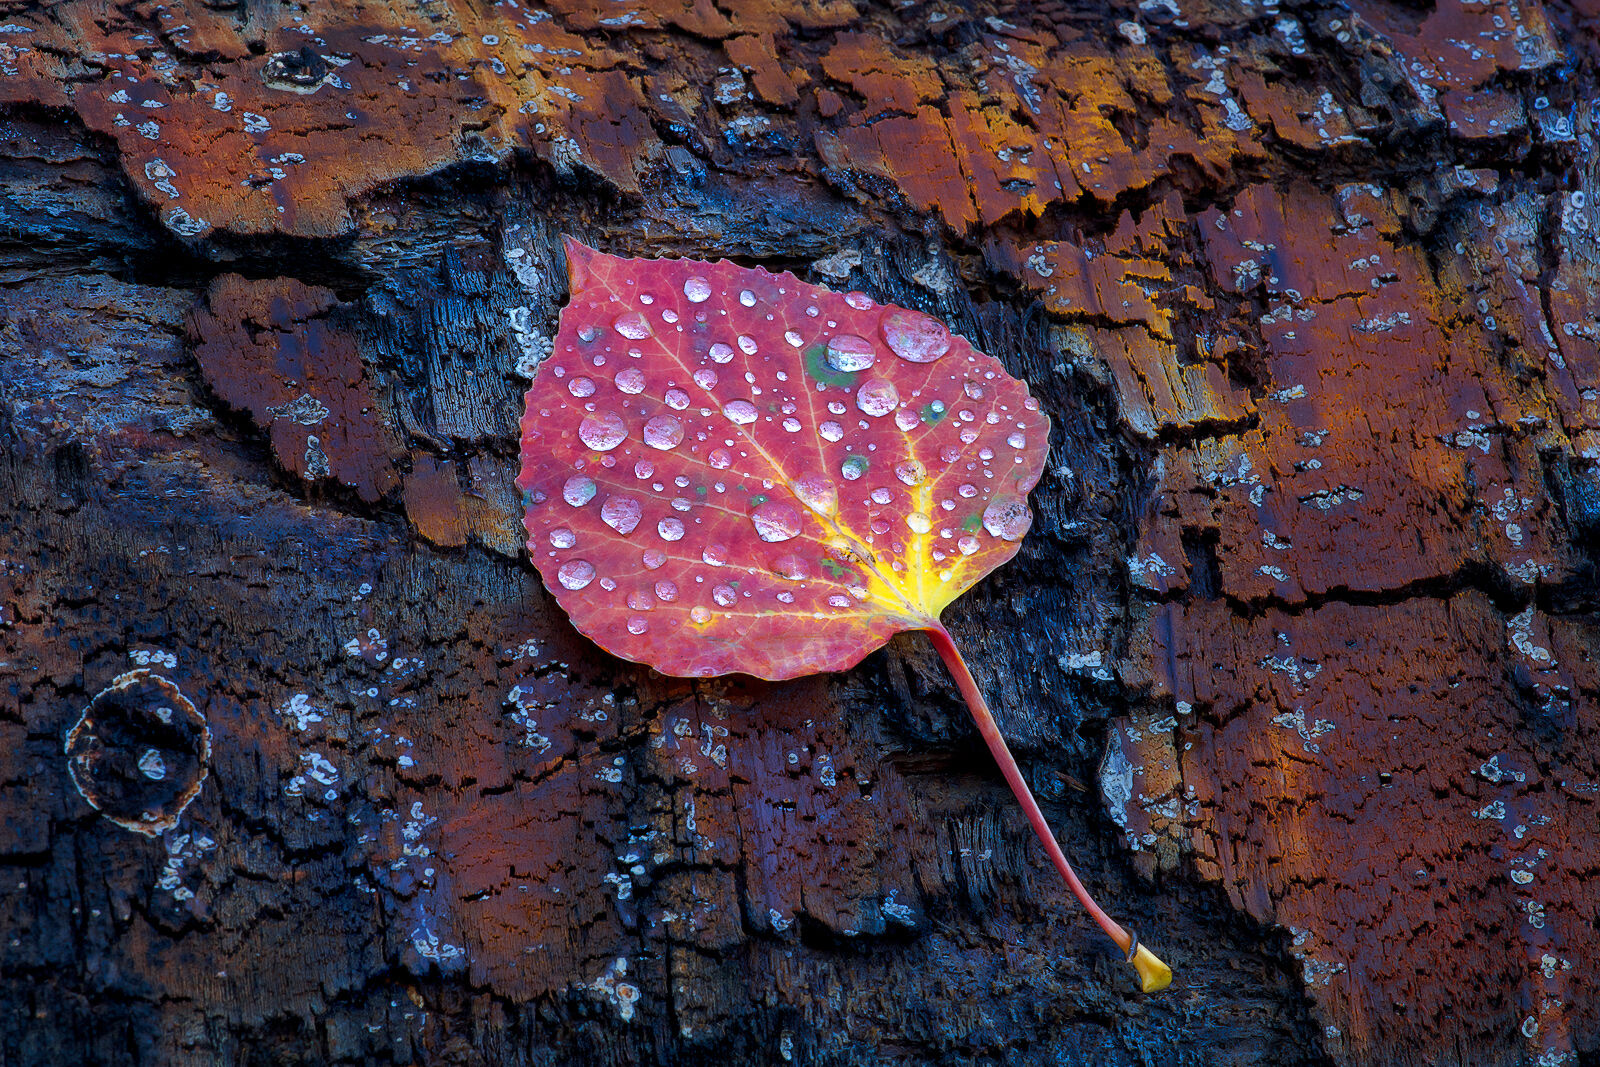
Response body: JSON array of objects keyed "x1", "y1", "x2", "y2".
[{"x1": 1, "y1": 2, "x2": 1597, "y2": 1065}]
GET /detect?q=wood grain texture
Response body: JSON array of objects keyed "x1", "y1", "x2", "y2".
[{"x1": 1, "y1": 0, "x2": 1596, "y2": 1064}]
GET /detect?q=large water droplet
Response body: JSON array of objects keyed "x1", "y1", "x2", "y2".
[
  {"x1": 739, "y1": 290, "x2": 757, "y2": 307},
  {"x1": 750, "y1": 500, "x2": 802, "y2": 543},
  {"x1": 958, "y1": 535, "x2": 980, "y2": 555},
  {"x1": 982, "y1": 496, "x2": 1031, "y2": 541},
  {"x1": 709, "y1": 342, "x2": 735, "y2": 363},
  {"x1": 578, "y1": 411, "x2": 628, "y2": 451},
  {"x1": 655, "y1": 580, "x2": 679, "y2": 601},
  {"x1": 601, "y1": 495, "x2": 642, "y2": 535},
  {"x1": 657, "y1": 517, "x2": 685, "y2": 541},
  {"x1": 684, "y1": 276, "x2": 712, "y2": 303},
  {"x1": 825, "y1": 334, "x2": 876, "y2": 372},
  {"x1": 665, "y1": 388, "x2": 690, "y2": 409},
  {"x1": 708, "y1": 448, "x2": 733, "y2": 469},
  {"x1": 563, "y1": 475, "x2": 597, "y2": 506},
  {"x1": 881, "y1": 309, "x2": 951, "y2": 363},
  {"x1": 1007, "y1": 431, "x2": 1027, "y2": 449},
  {"x1": 634, "y1": 459, "x2": 654, "y2": 480},
  {"x1": 844, "y1": 292, "x2": 875, "y2": 310},
  {"x1": 784, "y1": 330, "x2": 804, "y2": 348},
  {"x1": 690, "y1": 605, "x2": 711, "y2": 623},
  {"x1": 906, "y1": 512, "x2": 932, "y2": 534},
  {"x1": 712, "y1": 584, "x2": 737, "y2": 607},
  {"x1": 841, "y1": 455, "x2": 869, "y2": 481},
  {"x1": 855, "y1": 378, "x2": 899, "y2": 416},
  {"x1": 642, "y1": 548, "x2": 668, "y2": 569},
  {"x1": 819, "y1": 420, "x2": 844, "y2": 442},
  {"x1": 627, "y1": 615, "x2": 648, "y2": 635},
  {"x1": 958, "y1": 483, "x2": 978, "y2": 498},
  {"x1": 557, "y1": 559, "x2": 595, "y2": 590},
  {"x1": 870, "y1": 487, "x2": 893, "y2": 505},
  {"x1": 568, "y1": 377, "x2": 596, "y2": 397},
  {"x1": 963, "y1": 380, "x2": 985, "y2": 400},
  {"x1": 723, "y1": 400, "x2": 759, "y2": 425},
  {"x1": 643, "y1": 414, "x2": 684, "y2": 450},
  {"x1": 894, "y1": 408, "x2": 920, "y2": 431},
  {"x1": 549, "y1": 527, "x2": 576, "y2": 548},
  {"x1": 772, "y1": 555, "x2": 810, "y2": 580},
  {"x1": 613, "y1": 312, "x2": 652, "y2": 340},
  {"x1": 894, "y1": 459, "x2": 927, "y2": 486},
  {"x1": 615, "y1": 368, "x2": 646, "y2": 394},
  {"x1": 737, "y1": 335, "x2": 758, "y2": 355},
  {"x1": 782, "y1": 417, "x2": 802, "y2": 432},
  {"x1": 828, "y1": 594, "x2": 851, "y2": 608},
  {"x1": 693, "y1": 368, "x2": 718, "y2": 390},
  {"x1": 703, "y1": 543, "x2": 729, "y2": 566},
  {"x1": 788, "y1": 473, "x2": 838, "y2": 515},
  {"x1": 627, "y1": 590, "x2": 653, "y2": 611}
]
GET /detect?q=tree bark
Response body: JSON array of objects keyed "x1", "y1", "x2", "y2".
[{"x1": 1, "y1": 1, "x2": 1596, "y2": 1065}]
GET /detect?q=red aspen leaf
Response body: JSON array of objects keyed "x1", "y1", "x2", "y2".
[
  {"x1": 517, "y1": 239, "x2": 1171, "y2": 993},
  {"x1": 517, "y1": 239, "x2": 1050, "y2": 680}
]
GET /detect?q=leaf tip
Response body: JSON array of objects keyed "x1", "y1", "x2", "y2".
[
  {"x1": 1129, "y1": 945, "x2": 1173, "y2": 993},
  {"x1": 562, "y1": 235, "x2": 596, "y2": 291}
]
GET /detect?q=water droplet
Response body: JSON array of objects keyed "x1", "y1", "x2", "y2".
[
  {"x1": 615, "y1": 368, "x2": 646, "y2": 394},
  {"x1": 784, "y1": 330, "x2": 804, "y2": 348},
  {"x1": 643, "y1": 548, "x2": 668, "y2": 569},
  {"x1": 707, "y1": 342, "x2": 735, "y2": 365},
  {"x1": 828, "y1": 594, "x2": 851, "y2": 608},
  {"x1": 665, "y1": 388, "x2": 690, "y2": 409},
  {"x1": 568, "y1": 377, "x2": 596, "y2": 397},
  {"x1": 708, "y1": 448, "x2": 733, "y2": 469},
  {"x1": 737, "y1": 335, "x2": 758, "y2": 355},
  {"x1": 870, "y1": 487, "x2": 893, "y2": 505},
  {"x1": 894, "y1": 459, "x2": 927, "y2": 486},
  {"x1": 958, "y1": 482, "x2": 977, "y2": 497},
  {"x1": 844, "y1": 292, "x2": 875, "y2": 310},
  {"x1": 601, "y1": 495, "x2": 642, "y2": 535},
  {"x1": 773, "y1": 555, "x2": 810, "y2": 580},
  {"x1": 894, "y1": 408, "x2": 919, "y2": 431},
  {"x1": 882, "y1": 309, "x2": 950, "y2": 363},
  {"x1": 982, "y1": 496, "x2": 1031, "y2": 541},
  {"x1": 632, "y1": 461, "x2": 654, "y2": 481},
  {"x1": 782, "y1": 417, "x2": 802, "y2": 432},
  {"x1": 712, "y1": 584, "x2": 737, "y2": 607},
  {"x1": 703, "y1": 543, "x2": 729, "y2": 566},
  {"x1": 654, "y1": 516, "x2": 684, "y2": 542},
  {"x1": 627, "y1": 590, "x2": 652, "y2": 611},
  {"x1": 1007, "y1": 431, "x2": 1026, "y2": 448},
  {"x1": 750, "y1": 500, "x2": 802, "y2": 542},
  {"x1": 739, "y1": 289, "x2": 756, "y2": 307},
  {"x1": 549, "y1": 527, "x2": 576, "y2": 548},
  {"x1": 613, "y1": 312, "x2": 651, "y2": 340},
  {"x1": 964, "y1": 381, "x2": 985, "y2": 400},
  {"x1": 788, "y1": 473, "x2": 838, "y2": 514},
  {"x1": 627, "y1": 615, "x2": 648, "y2": 635},
  {"x1": 820, "y1": 421, "x2": 844, "y2": 441},
  {"x1": 693, "y1": 368, "x2": 718, "y2": 390},
  {"x1": 690, "y1": 605, "x2": 711, "y2": 623},
  {"x1": 906, "y1": 512, "x2": 932, "y2": 534},
  {"x1": 723, "y1": 400, "x2": 759, "y2": 425},
  {"x1": 958, "y1": 535, "x2": 980, "y2": 555},
  {"x1": 643, "y1": 414, "x2": 684, "y2": 450},
  {"x1": 578, "y1": 325, "x2": 601, "y2": 343},
  {"x1": 684, "y1": 276, "x2": 712, "y2": 302},
  {"x1": 941, "y1": 445, "x2": 961, "y2": 463},
  {"x1": 557, "y1": 559, "x2": 595, "y2": 590},
  {"x1": 578, "y1": 412, "x2": 628, "y2": 451},
  {"x1": 855, "y1": 378, "x2": 899, "y2": 416},
  {"x1": 563, "y1": 476, "x2": 597, "y2": 506},
  {"x1": 655, "y1": 580, "x2": 679, "y2": 601},
  {"x1": 825, "y1": 334, "x2": 876, "y2": 372},
  {"x1": 841, "y1": 455, "x2": 869, "y2": 481}
]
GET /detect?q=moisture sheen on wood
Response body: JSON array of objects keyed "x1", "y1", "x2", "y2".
[{"x1": 0, "y1": 1, "x2": 1596, "y2": 1066}]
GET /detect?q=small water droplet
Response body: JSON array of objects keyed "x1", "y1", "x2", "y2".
[
  {"x1": 958, "y1": 483, "x2": 977, "y2": 498},
  {"x1": 690, "y1": 605, "x2": 711, "y2": 623},
  {"x1": 548, "y1": 527, "x2": 576, "y2": 548},
  {"x1": 738, "y1": 335, "x2": 758, "y2": 355},
  {"x1": 712, "y1": 584, "x2": 737, "y2": 607},
  {"x1": 643, "y1": 414, "x2": 684, "y2": 450},
  {"x1": 627, "y1": 590, "x2": 652, "y2": 611},
  {"x1": 723, "y1": 400, "x2": 759, "y2": 425},
  {"x1": 613, "y1": 312, "x2": 652, "y2": 340},
  {"x1": 643, "y1": 548, "x2": 668, "y2": 569},
  {"x1": 841, "y1": 455, "x2": 869, "y2": 481},
  {"x1": 563, "y1": 476, "x2": 597, "y2": 506},
  {"x1": 657, "y1": 517, "x2": 685, "y2": 541},
  {"x1": 634, "y1": 460, "x2": 655, "y2": 480},
  {"x1": 557, "y1": 559, "x2": 595, "y2": 590},
  {"x1": 882, "y1": 309, "x2": 951, "y2": 363},
  {"x1": 906, "y1": 512, "x2": 932, "y2": 534},
  {"x1": 708, "y1": 448, "x2": 733, "y2": 469},
  {"x1": 578, "y1": 412, "x2": 628, "y2": 451},
  {"x1": 568, "y1": 377, "x2": 596, "y2": 397},
  {"x1": 894, "y1": 408, "x2": 920, "y2": 431},
  {"x1": 784, "y1": 330, "x2": 804, "y2": 348},
  {"x1": 844, "y1": 292, "x2": 875, "y2": 310},
  {"x1": 615, "y1": 368, "x2": 646, "y2": 394},
  {"x1": 941, "y1": 445, "x2": 961, "y2": 463},
  {"x1": 964, "y1": 381, "x2": 985, "y2": 400},
  {"x1": 655, "y1": 579, "x2": 679, "y2": 601},
  {"x1": 578, "y1": 325, "x2": 601, "y2": 343},
  {"x1": 684, "y1": 276, "x2": 712, "y2": 302},
  {"x1": 982, "y1": 496, "x2": 1031, "y2": 541},
  {"x1": 665, "y1": 388, "x2": 690, "y2": 409},
  {"x1": 750, "y1": 500, "x2": 802, "y2": 542},
  {"x1": 709, "y1": 342, "x2": 735, "y2": 364},
  {"x1": 773, "y1": 555, "x2": 810, "y2": 580},
  {"x1": 693, "y1": 368, "x2": 718, "y2": 390},
  {"x1": 739, "y1": 290, "x2": 756, "y2": 307},
  {"x1": 894, "y1": 459, "x2": 927, "y2": 486},
  {"x1": 627, "y1": 615, "x2": 648, "y2": 634},
  {"x1": 789, "y1": 473, "x2": 838, "y2": 514},
  {"x1": 782, "y1": 417, "x2": 802, "y2": 432},
  {"x1": 828, "y1": 594, "x2": 851, "y2": 608},
  {"x1": 1007, "y1": 431, "x2": 1026, "y2": 448},
  {"x1": 820, "y1": 421, "x2": 844, "y2": 442},
  {"x1": 958, "y1": 535, "x2": 980, "y2": 555},
  {"x1": 870, "y1": 487, "x2": 893, "y2": 505},
  {"x1": 601, "y1": 495, "x2": 643, "y2": 535},
  {"x1": 825, "y1": 333, "x2": 876, "y2": 372},
  {"x1": 855, "y1": 378, "x2": 899, "y2": 417},
  {"x1": 703, "y1": 543, "x2": 729, "y2": 566}
]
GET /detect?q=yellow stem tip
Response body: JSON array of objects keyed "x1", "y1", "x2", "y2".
[{"x1": 1129, "y1": 945, "x2": 1173, "y2": 993}]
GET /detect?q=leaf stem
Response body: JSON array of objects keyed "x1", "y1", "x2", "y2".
[{"x1": 926, "y1": 623, "x2": 1172, "y2": 993}]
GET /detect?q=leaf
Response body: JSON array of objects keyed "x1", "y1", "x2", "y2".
[
  {"x1": 517, "y1": 239, "x2": 1171, "y2": 993},
  {"x1": 517, "y1": 239, "x2": 1049, "y2": 680}
]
